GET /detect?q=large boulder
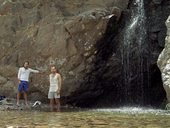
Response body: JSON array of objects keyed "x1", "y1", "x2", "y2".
[
  {"x1": 157, "y1": 16, "x2": 170, "y2": 102},
  {"x1": 0, "y1": 0, "x2": 129, "y2": 103}
]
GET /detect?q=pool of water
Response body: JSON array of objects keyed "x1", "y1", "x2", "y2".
[{"x1": 1, "y1": 107, "x2": 170, "y2": 128}]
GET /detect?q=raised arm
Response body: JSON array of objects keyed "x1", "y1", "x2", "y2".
[{"x1": 29, "y1": 68, "x2": 40, "y2": 73}]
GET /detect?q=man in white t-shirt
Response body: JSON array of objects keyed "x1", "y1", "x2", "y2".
[{"x1": 17, "y1": 61, "x2": 40, "y2": 107}]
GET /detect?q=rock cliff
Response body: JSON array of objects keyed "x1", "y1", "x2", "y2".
[
  {"x1": 1, "y1": 0, "x2": 168, "y2": 107},
  {"x1": 0, "y1": 0, "x2": 129, "y2": 104},
  {"x1": 158, "y1": 16, "x2": 170, "y2": 103}
]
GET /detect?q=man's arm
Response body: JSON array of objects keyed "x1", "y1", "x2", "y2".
[
  {"x1": 17, "y1": 68, "x2": 21, "y2": 83},
  {"x1": 57, "y1": 74, "x2": 62, "y2": 94},
  {"x1": 29, "y1": 68, "x2": 40, "y2": 73}
]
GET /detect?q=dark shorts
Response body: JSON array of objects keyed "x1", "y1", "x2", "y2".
[{"x1": 18, "y1": 81, "x2": 29, "y2": 92}]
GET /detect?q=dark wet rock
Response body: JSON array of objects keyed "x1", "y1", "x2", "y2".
[
  {"x1": 152, "y1": 0, "x2": 163, "y2": 5},
  {"x1": 146, "y1": 0, "x2": 170, "y2": 106}
]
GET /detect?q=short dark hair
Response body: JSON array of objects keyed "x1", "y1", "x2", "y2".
[
  {"x1": 50, "y1": 64, "x2": 56, "y2": 69},
  {"x1": 24, "y1": 61, "x2": 29, "y2": 65}
]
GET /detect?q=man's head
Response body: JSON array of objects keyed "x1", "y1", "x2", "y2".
[
  {"x1": 23, "y1": 61, "x2": 29, "y2": 69},
  {"x1": 50, "y1": 65, "x2": 57, "y2": 74}
]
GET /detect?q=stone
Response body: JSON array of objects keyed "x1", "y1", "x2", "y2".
[
  {"x1": 0, "y1": 66, "x2": 17, "y2": 77},
  {"x1": 165, "y1": 103, "x2": 170, "y2": 110},
  {"x1": 0, "y1": 76, "x2": 7, "y2": 84},
  {"x1": 152, "y1": 0, "x2": 163, "y2": 5},
  {"x1": 145, "y1": 0, "x2": 170, "y2": 106},
  {"x1": 158, "y1": 30, "x2": 166, "y2": 47},
  {"x1": 157, "y1": 16, "x2": 170, "y2": 102},
  {"x1": 0, "y1": 99, "x2": 13, "y2": 105},
  {"x1": 0, "y1": 81, "x2": 17, "y2": 98}
]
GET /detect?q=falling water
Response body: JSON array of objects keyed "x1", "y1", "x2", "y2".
[{"x1": 122, "y1": 0, "x2": 147, "y2": 104}]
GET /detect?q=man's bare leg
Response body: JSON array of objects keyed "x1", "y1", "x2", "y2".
[
  {"x1": 55, "y1": 98, "x2": 60, "y2": 112},
  {"x1": 23, "y1": 92, "x2": 28, "y2": 107},
  {"x1": 17, "y1": 92, "x2": 21, "y2": 106},
  {"x1": 50, "y1": 99, "x2": 54, "y2": 111}
]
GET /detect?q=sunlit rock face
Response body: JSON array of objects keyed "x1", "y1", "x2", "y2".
[
  {"x1": 0, "y1": 0, "x2": 129, "y2": 103},
  {"x1": 158, "y1": 16, "x2": 170, "y2": 103}
]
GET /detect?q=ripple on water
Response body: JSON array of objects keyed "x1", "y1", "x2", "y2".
[
  {"x1": 93, "y1": 107, "x2": 170, "y2": 115},
  {"x1": 0, "y1": 108, "x2": 170, "y2": 128}
]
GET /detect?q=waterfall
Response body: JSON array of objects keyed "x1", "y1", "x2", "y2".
[{"x1": 122, "y1": 0, "x2": 148, "y2": 104}]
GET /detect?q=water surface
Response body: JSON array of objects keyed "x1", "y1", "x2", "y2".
[{"x1": 1, "y1": 107, "x2": 170, "y2": 128}]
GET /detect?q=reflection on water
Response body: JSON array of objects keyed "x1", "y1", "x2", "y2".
[{"x1": 1, "y1": 108, "x2": 170, "y2": 128}]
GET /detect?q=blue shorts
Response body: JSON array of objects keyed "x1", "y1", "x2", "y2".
[{"x1": 18, "y1": 81, "x2": 29, "y2": 92}]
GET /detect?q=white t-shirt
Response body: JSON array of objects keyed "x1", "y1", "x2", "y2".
[
  {"x1": 49, "y1": 74, "x2": 59, "y2": 92},
  {"x1": 18, "y1": 67, "x2": 39, "y2": 82}
]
